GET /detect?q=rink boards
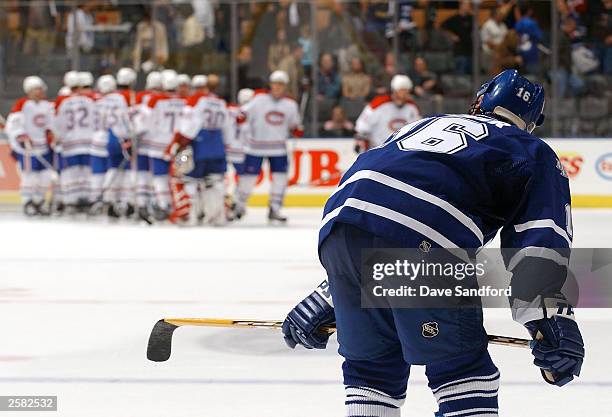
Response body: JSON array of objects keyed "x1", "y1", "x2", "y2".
[{"x1": 1, "y1": 137, "x2": 611, "y2": 207}]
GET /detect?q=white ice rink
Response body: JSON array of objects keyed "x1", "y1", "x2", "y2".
[{"x1": 0, "y1": 208, "x2": 611, "y2": 417}]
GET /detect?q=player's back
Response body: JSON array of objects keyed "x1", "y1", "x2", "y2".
[
  {"x1": 182, "y1": 94, "x2": 228, "y2": 161},
  {"x1": 55, "y1": 93, "x2": 96, "y2": 156},
  {"x1": 320, "y1": 114, "x2": 568, "y2": 250},
  {"x1": 147, "y1": 93, "x2": 185, "y2": 158}
]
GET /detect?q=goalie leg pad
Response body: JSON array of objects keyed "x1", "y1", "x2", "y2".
[{"x1": 202, "y1": 174, "x2": 226, "y2": 225}]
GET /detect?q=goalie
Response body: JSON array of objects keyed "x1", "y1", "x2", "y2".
[{"x1": 166, "y1": 91, "x2": 232, "y2": 226}]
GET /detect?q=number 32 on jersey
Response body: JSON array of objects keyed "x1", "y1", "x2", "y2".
[{"x1": 395, "y1": 116, "x2": 491, "y2": 154}]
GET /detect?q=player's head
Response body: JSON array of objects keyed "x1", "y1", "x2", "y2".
[
  {"x1": 191, "y1": 75, "x2": 208, "y2": 93},
  {"x1": 237, "y1": 88, "x2": 254, "y2": 105},
  {"x1": 116, "y1": 67, "x2": 136, "y2": 89},
  {"x1": 269, "y1": 70, "x2": 289, "y2": 99},
  {"x1": 390, "y1": 75, "x2": 413, "y2": 104},
  {"x1": 177, "y1": 74, "x2": 191, "y2": 97},
  {"x1": 145, "y1": 71, "x2": 162, "y2": 91},
  {"x1": 57, "y1": 86, "x2": 72, "y2": 98},
  {"x1": 78, "y1": 71, "x2": 94, "y2": 90},
  {"x1": 23, "y1": 76, "x2": 47, "y2": 100},
  {"x1": 63, "y1": 70, "x2": 80, "y2": 91},
  {"x1": 470, "y1": 69, "x2": 545, "y2": 133},
  {"x1": 97, "y1": 75, "x2": 117, "y2": 95},
  {"x1": 161, "y1": 69, "x2": 178, "y2": 92}
]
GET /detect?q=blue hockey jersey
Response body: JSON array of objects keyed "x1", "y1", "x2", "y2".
[{"x1": 319, "y1": 115, "x2": 572, "y2": 314}]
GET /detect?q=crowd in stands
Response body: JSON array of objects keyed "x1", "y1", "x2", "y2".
[{"x1": 0, "y1": 0, "x2": 610, "y2": 137}]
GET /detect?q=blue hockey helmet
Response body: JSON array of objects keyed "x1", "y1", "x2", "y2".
[{"x1": 470, "y1": 70, "x2": 545, "y2": 133}]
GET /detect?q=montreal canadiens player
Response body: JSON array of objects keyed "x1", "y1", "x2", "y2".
[
  {"x1": 5, "y1": 76, "x2": 55, "y2": 215},
  {"x1": 54, "y1": 71, "x2": 97, "y2": 213},
  {"x1": 354, "y1": 74, "x2": 421, "y2": 152},
  {"x1": 169, "y1": 84, "x2": 232, "y2": 226},
  {"x1": 142, "y1": 70, "x2": 186, "y2": 221},
  {"x1": 282, "y1": 70, "x2": 585, "y2": 417},
  {"x1": 134, "y1": 71, "x2": 163, "y2": 222},
  {"x1": 90, "y1": 74, "x2": 134, "y2": 217},
  {"x1": 233, "y1": 70, "x2": 303, "y2": 223}
]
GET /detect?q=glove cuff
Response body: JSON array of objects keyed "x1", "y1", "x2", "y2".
[{"x1": 514, "y1": 295, "x2": 575, "y2": 326}]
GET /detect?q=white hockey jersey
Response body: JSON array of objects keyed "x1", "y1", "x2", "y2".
[
  {"x1": 142, "y1": 93, "x2": 186, "y2": 159},
  {"x1": 54, "y1": 93, "x2": 97, "y2": 157},
  {"x1": 225, "y1": 104, "x2": 249, "y2": 163},
  {"x1": 91, "y1": 91, "x2": 132, "y2": 157},
  {"x1": 355, "y1": 95, "x2": 421, "y2": 147},
  {"x1": 241, "y1": 91, "x2": 302, "y2": 157},
  {"x1": 5, "y1": 98, "x2": 54, "y2": 155},
  {"x1": 133, "y1": 90, "x2": 156, "y2": 157},
  {"x1": 179, "y1": 93, "x2": 231, "y2": 161}
]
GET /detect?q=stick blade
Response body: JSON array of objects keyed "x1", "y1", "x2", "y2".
[{"x1": 147, "y1": 320, "x2": 179, "y2": 362}]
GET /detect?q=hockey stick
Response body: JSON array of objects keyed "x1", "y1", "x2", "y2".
[{"x1": 146, "y1": 318, "x2": 530, "y2": 362}]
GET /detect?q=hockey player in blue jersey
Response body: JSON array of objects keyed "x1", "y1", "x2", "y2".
[{"x1": 282, "y1": 70, "x2": 585, "y2": 417}]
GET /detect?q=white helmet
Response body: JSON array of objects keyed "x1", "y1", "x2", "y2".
[
  {"x1": 269, "y1": 70, "x2": 289, "y2": 84},
  {"x1": 390, "y1": 75, "x2": 413, "y2": 92},
  {"x1": 161, "y1": 69, "x2": 178, "y2": 91},
  {"x1": 117, "y1": 67, "x2": 137, "y2": 86},
  {"x1": 63, "y1": 70, "x2": 80, "y2": 88},
  {"x1": 78, "y1": 71, "x2": 94, "y2": 88},
  {"x1": 145, "y1": 71, "x2": 162, "y2": 90},
  {"x1": 177, "y1": 74, "x2": 191, "y2": 86},
  {"x1": 23, "y1": 76, "x2": 47, "y2": 94},
  {"x1": 58, "y1": 86, "x2": 72, "y2": 97},
  {"x1": 237, "y1": 88, "x2": 255, "y2": 105},
  {"x1": 97, "y1": 75, "x2": 117, "y2": 94},
  {"x1": 191, "y1": 74, "x2": 208, "y2": 88}
]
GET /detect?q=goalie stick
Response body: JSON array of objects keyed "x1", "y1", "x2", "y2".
[{"x1": 146, "y1": 317, "x2": 530, "y2": 362}]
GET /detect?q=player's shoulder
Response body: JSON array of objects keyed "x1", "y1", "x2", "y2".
[
  {"x1": 369, "y1": 94, "x2": 392, "y2": 109},
  {"x1": 148, "y1": 92, "x2": 169, "y2": 107},
  {"x1": 11, "y1": 97, "x2": 29, "y2": 113}
]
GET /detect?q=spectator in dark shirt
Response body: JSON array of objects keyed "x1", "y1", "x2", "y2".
[
  {"x1": 375, "y1": 52, "x2": 397, "y2": 95},
  {"x1": 442, "y1": 0, "x2": 473, "y2": 74},
  {"x1": 592, "y1": 0, "x2": 612, "y2": 74},
  {"x1": 409, "y1": 56, "x2": 441, "y2": 97},
  {"x1": 317, "y1": 53, "x2": 341, "y2": 100},
  {"x1": 321, "y1": 106, "x2": 355, "y2": 138}
]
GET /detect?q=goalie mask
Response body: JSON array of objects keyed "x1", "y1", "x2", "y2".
[{"x1": 173, "y1": 146, "x2": 194, "y2": 176}]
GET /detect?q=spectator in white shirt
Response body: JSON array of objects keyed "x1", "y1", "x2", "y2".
[{"x1": 480, "y1": 8, "x2": 508, "y2": 73}]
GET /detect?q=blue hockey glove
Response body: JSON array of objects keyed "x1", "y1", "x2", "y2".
[
  {"x1": 524, "y1": 302, "x2": 584, "y2": 387},
  {"x1": 282, "y1": 280, "x2": 335, "y2": 349}
]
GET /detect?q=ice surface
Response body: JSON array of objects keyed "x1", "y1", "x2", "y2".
[{"x1": 0, "y1": 208, "x2": 611, "y2": 416}]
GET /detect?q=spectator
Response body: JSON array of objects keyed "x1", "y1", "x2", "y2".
[
  {"x1": 481, "y1": 8, "x2": 508, "y2": 74},
  {"x1": 298, "y1": 24, "x2": 313, "y2": 74},
  {"x1": 66, "y1": 4, "x2": 94, "y2": 55},
  {"x1": 177, "y1": 3, "x2": 205, "y2": 73},
  {"x1": 552, "y1": 16, "x2": 586, "y2": 98},
  {"x1": 268, "y1": 28, "x2": 290, "y2": 72},
  {"x1": 409, "y1": 57, "x2": 440, "y2": 97},
  {"x1": 592, "y1": 0, "x2": 612, "y2": 74},
  {"x1": 278, "y1": 42, "x2": 304, "y2": 99},
  {"x1": 317, "y1": 53, "x2": 341, "y2": 99},
  {"x1": 238, "y1": 45, "x2": 263, "y2": 89},
  {"x1": 492, "y1": 30, "x2": 523, "y2": 74},
  {"x1": 375, "y1": 52, "x2": 397, "y2": 95},
  {"x1": 192, "y1": 0, "x2": 215, "y2": 39},
  {"x1": 514, "y1": 2, "x2": 543, "y2": 74},
  {"x1": 442, "y1": 0, "x2": 473, "y2": 74},
  {"x1": 132, "y1": 11, "x2": 169, "y2": 71},
  {"x1": 321, "y1": 106, "x2": 355, "y2": 138},
  {"x1": 22, "y1": 1, "x2": 57, "y2": 59},
  {"x1": 342, "y1": 57, "x2": 372, "y2": 100}
]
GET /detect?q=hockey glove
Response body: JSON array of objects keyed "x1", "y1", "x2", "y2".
[
  {"x1": 282, "y1": 280, "x2": 335, "y2": 350},
  {"x1": 524, "y1": 301, "x2": 584, "y2": 387}
]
